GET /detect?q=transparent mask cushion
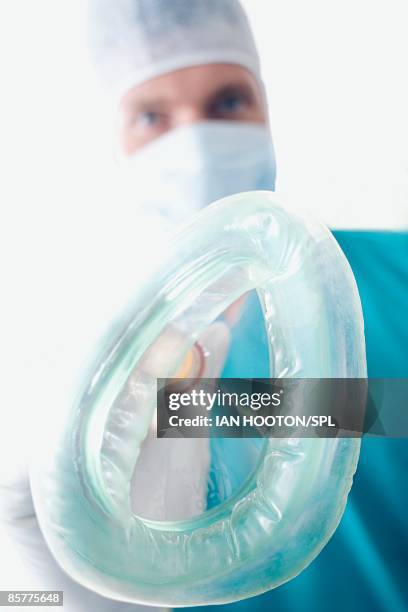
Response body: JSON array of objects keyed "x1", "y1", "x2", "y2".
[{"x1": 29, "y1": 192, "x2": 366, "y2": 607}]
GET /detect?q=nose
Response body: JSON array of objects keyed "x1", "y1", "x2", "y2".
[{"x1": 174, "y1": 105, "x2": 207, "y2": 128}]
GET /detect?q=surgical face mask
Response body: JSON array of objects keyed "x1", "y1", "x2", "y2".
[{"x1": 119, "y1": 121, "x2": 276, "y2": 227}]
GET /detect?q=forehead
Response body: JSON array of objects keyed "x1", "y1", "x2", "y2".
[{"x1": 119, "y1": 63, "x2": 260, "y2": 110}]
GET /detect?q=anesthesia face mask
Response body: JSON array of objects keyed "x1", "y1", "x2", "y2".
[{"x1": 29, "y1": 192, "x2": 366, "y2": 607}]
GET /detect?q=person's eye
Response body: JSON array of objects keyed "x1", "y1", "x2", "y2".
[
  {"x1": 137, "y1": 111, "x2": 163, "y2": 127},
  {"x1": 210, "y1": 91, "x2": 251, "y2": 118}
]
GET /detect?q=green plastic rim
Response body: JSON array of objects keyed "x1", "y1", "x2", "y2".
[{"x1": 29, "y1": 191, "x2": 366, "y2": 607}]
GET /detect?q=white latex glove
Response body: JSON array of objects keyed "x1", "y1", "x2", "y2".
[{"x1": 131, "y1": 321, "x2": 231, "y2": 520}]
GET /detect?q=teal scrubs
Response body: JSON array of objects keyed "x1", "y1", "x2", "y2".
[{"x1": 187, "y1": 231, "x2": 408, "y2": 612}]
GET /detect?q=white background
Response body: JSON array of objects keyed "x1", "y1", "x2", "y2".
[
  {"x1": 242, "y1": 0, "x2": 408, "y2": 228},
  {"x1": 0, "y1": 0, "x2": 407, "y2": 590}
]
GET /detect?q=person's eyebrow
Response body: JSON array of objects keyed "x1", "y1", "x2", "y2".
[{"x1": 121, "y1": 96, "x2": 169, "y2": 114}]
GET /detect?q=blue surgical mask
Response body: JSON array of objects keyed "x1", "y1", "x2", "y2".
[{"x1": 119, "y1": 121, "x2": 276, "y2": 228}]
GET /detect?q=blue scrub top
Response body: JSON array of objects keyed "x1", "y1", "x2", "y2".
[{"x1": 186, "y1": 231, "x2": 408, "y2": 612}]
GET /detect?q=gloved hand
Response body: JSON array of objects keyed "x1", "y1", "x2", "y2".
[
  {"x1": 0, "y1": 322, "x2": 230, "y2": 611},
  {"x1": 131, "y1": 321, "x2": 231, "y2": 521}
]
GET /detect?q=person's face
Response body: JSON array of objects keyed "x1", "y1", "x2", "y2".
[{"x1": 116, "y1": 63, "x2": 268, "y2": 157}]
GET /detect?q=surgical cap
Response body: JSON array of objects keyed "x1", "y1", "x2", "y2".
[{"x1": 87, "y1": 0, "x2": 261, "y2": 101}]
